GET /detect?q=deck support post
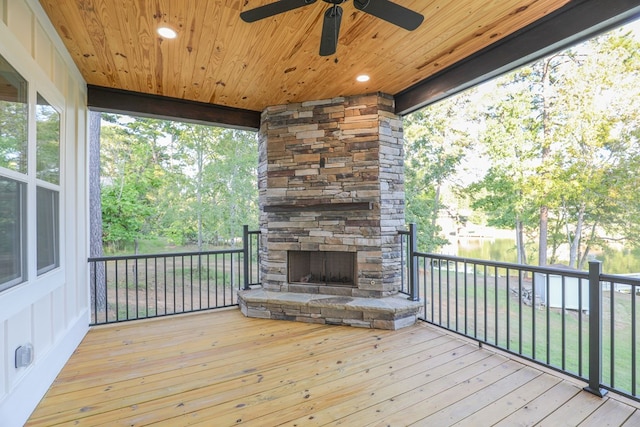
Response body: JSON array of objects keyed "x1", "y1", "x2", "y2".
[
  {"x1": 408, "y1": 223, "x2": 419, "y2": 302},
  {"x1": 584, "y1": 260, "x2": 607, "y2": 397},
  {"x1": 243, "y1": 225, "x2": 250, "y2": 290}
]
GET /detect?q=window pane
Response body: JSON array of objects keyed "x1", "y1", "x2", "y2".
[
  {"x1": 0, "y1": 54, "x2": 28, "y2": 173},
  {"x1": 0, "y1": 177, "x2": 26, "y2": 290},
  {"x1": 37, "y1": 186, "x2": 59, "y2": 275},
  {"x1": 36, "y1": 94, "x2": 60, "y2": 184}
]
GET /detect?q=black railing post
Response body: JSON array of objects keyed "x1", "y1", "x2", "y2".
[
  {"x1": 408, "y1": 223, "x2": 419, "y2": 301},
  {"x1": 242, "y1": 225, "x2": 250, "y2": 290},
  {"x1": 584, "y1": 260, "x2": 607, "y2": 397}
]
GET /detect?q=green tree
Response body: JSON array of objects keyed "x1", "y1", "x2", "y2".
[
  {"x1": 404, "y1": 94, "x2": 474, "y2": 251},
  {"x1": 99, "y1": 119, "x2": 166, "y2": 252},
  {"x1": 470, "y1": 29, "x2": 640, "y2": 268},
  {"x1": 164, "y1": 125, "x2": 258, "y2": 248}
]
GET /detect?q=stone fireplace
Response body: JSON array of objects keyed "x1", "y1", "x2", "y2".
[{"x1": 238, "y1": 93, "x2": 421, "y2": 329}]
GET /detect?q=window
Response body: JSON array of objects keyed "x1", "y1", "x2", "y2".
[
  {"x1": 36, "y1": 94, "x2": 60, "y2": 184},
  {"x1": 0, "y1": 177, "x2": 26, "y2": 291},
  {"x1": 36, "y1": 95, "x2": 60, "y2": 275},
  {"x1": 0, "y1": 54, "x2": 62, "y2": 290},
  {"x1": 36, "y1": 186, "x2": 59, "y2": 274},
  {"x1": 0, "y1": 54, "x2": 28, "y2": 290},
  {"x1": 0, "y1": 56, "x2": 28, "y2": 173}
]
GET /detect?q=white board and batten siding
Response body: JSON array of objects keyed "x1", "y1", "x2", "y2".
[{"x1": 0, "y1": 0, "x2": 89, "y2": 425}]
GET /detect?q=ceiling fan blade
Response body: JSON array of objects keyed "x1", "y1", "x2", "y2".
[
  {"x1": 240, "y1": 0, "x2": 317, "y2": 23},
  {"x1": 319, "y1": 5, "x2": 342, "y2": 56},
  {"x1": 353, "y1": 0, "x2": 424, "y2": 31}
]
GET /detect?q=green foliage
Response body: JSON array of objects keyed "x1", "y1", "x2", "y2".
[
  {"x1": 404, "y1": 95, "x2": 474, "y2": 251},
  {"x1": 99, "y1": 115, "x2": 258, "y2": 253},
  {"x1": 35, "y1": 96, "x2": 60, "y2": 184},
  {"x1": 464, "y1": 28, "x2": 640, "y2": 267},
  {"x1": 0, "y1": 100, "x2": 28, "y2": 173}
]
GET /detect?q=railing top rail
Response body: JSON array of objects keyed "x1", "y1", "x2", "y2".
[
  {"x1": 599, "y1": 273, "x2": 640, "y2": 286},
  {"x1": 88, "y1": 248, "x2": 244, "y2": 262},
  {"x1": 416, "y1": 252, "x2": 592, "y2": 279}
]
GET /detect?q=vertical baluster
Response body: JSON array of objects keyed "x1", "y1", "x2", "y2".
[
  {"x1": 632, "y1": 282, "x2": 637, "y2": 397},
  {"x1": 422, "y1": 257, "x2": 427, "y2": 318},
  {"x1": 464, "y1": 260, "x2": 468, "y2": 335},
  {"x1": 506, "y1": 267, "x2": 510, "y2": 350},
  {"x1": 546, "y1": 273, "x2": 550, "y2": 364},
  {"x1": 532, "y1": 272, "x2": 536, "y2": 360},
  {"x1": 145, "y1": 257, "x2": 149, "y2": 318},
  {"x1": 578, "y1": 276, "x2": 583, "y2": 377},
  {"x1": 455, "y1": 261, "x2": 459, "y2": 331},
  {"x1": 190, "y1": 254, "x2": 194, "y2": 311},
  {"x1": 473, "y1": 263, "x2": 477, "y2": 339},
  {"x1": 518, "y1": 269, "x2": 523, "y2": 355},
  {"x1": 104, "y1": 261, "x2": 109, "y2": 324},
  {"x1": 223, "y1": 253, "x2": 227, "y2": 306},
  {"x1": 207, "y1": 253, "x2": 211, "y2": 308},
  {"x1": 484, "y1": 265, "x2": 487, "y2": 343},
  {"x1": 125, "y1": 259, "x2": 130, "y2": 320},
  {"x1": 172, "y1": 256, "x2": 176, "y2": 314},
  {"x1": 446, "y1": 260, "x2": 451, "y2": 328},
  {"x1": 610, "y1": 279, "x2": 615, "y2": 389},
  {"x1": 562, "y1": 274, "x2": 566, "y2": 371},
  {"x1": 114, "y1": 260, "x2": 119, "y2": 323},
  {"x1": 437, "y1": 259, "x2": 441, "y2": 325},
  {"x1": 430, "y1": 258, "x2": 435, "y2": 322},
  {"x1": 494, "y1": 266, "x2": 498, "y2": 345},
  {"x1": 215, "y1": 253, "x2": 219, "y2": 307}
]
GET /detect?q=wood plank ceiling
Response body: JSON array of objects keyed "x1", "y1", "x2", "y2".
[{"x1": 39, "y1": 1, "x2": 573, "y2": 115}]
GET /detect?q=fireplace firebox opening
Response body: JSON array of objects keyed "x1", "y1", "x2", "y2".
[{"x1": 288, "y1": 251, "x2": 356, "y2": 287}]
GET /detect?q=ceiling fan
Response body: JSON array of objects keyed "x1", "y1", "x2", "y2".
[{"x1": 240, "y1": 0, "x2": 424, "y2": 56}]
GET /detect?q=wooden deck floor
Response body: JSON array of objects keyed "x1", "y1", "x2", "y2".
[{"x1": 27, "y1": 308, "x2": 640, "y2": 426}]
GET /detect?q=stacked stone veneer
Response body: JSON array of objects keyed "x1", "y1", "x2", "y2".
[{"x1": 257, "y1": 92, "x2": 405, "y2": 297}]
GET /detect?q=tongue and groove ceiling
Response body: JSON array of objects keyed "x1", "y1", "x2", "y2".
[{"x1": 38, "y1": 1, "x2": 640, "y2": 128}]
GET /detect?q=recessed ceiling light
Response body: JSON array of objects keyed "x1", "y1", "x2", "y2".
[
  {"x1": 157, "y1": 26, "x2": 177, "y2": 39},
  {"x1": 356, "y1": 74, "x2": 370, "y2": 82}
]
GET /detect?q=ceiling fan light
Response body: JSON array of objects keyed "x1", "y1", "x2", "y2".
[
  {"x1": 157, "y1": 26, "x2": 177, "y2": 39},
  {"x1": 356, "y1": 74, "x2": 370, "y2": 82}
]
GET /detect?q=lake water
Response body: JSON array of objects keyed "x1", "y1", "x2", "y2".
[{"x1": 453, "y1": 238, "x2": 640, "y2": 275}]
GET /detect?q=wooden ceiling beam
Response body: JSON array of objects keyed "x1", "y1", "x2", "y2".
[
  {"x1": 87, "y1": 85, "x2": 261, "y2": 130},
  {"x1": 395, "y1": 0, "x2": 640, "y2": 116}
]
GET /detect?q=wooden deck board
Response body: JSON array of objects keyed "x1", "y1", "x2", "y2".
[{"x1": 27, "y1": 308, "x2": 639, "y2": 426}]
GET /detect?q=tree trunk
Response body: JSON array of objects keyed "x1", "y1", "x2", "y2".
[
  {"x1": 538, "y1": 58, "x2": 552, "y2": 267},
  {"x1": 515, "y1": 218, "x2": 527, "y2": 265},
  {"x1": 568, "y1": 205, "x2": 585, "y2": 268},
  {"x1": 538, "y1": 205, "x2": 548, "y2": 266},
  {"x1": 196, "y1": 134, "x2": 203, "y2": 251},
  {"x1": 431, "y1": 181, "x2": 442, "y2": 244},
  {"x1": 578, "y1": 222, "x2": 598, "y2": 270},
  {"x1": 89, "y1": 111, "x2": 106, "y2": 315}
]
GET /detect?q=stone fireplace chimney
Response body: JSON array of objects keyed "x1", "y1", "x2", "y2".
[{"x1": 239, "y1": 93, "x2": 421, "y2": 329}]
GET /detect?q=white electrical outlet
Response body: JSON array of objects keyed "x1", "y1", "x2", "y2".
[{"x1": 15, "y1": 344, "x2": 33, "y2": 368}]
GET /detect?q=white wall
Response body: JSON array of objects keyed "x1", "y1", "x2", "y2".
[{"x1": 0, "y1": 0, "x2": 89, "y2": 425}]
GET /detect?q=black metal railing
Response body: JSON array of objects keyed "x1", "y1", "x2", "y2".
[
  {"x1": 403, "y1": 224, "x2": 640, "y2": 402},
  {"x1": 89, "y1": 222, "x2": 639, "y2": 401},
  {"x1": 89, "y1": 226, "x2": 260, "y2": 325}
]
